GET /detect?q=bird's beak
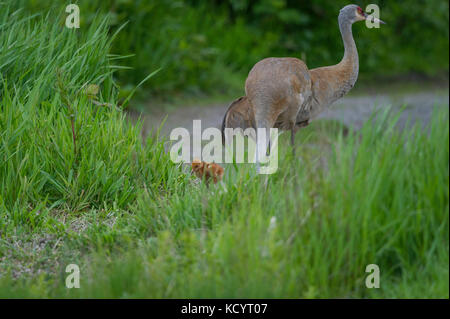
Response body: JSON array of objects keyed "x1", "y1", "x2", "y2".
[{"x1": 365, "y1": 12, "x2": 386, "y2": 25}]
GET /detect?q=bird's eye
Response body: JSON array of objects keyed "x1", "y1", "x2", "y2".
[{"x1": 357, "y1": 7, "x2": 364, "y2": 15}]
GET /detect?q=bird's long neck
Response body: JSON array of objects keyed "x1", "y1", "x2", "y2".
[
  {"x1": 337, "y1": 16, "x2": 359, "y2": 87},
  {"x1": 339, "y1": 17, "x2": 358, "y2": 66},
  {"x1": 309, "y1": 16, "x2": 359, "y2": 104},
  {"x1": 306, "y1": 15, "x2": 360, "y2": 117}
]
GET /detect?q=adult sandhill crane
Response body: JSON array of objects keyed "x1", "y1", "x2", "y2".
[{"x1": 222, "y1": 4, "x2": 385, "y2": 171}]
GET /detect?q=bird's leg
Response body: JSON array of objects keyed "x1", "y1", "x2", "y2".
[
  {"x1": 255, "y1": 132, "x2": 267, "y2": 174},
  {"x1": 254, "y1": 135, "x2": 260, "y2": 174},
  {"x1": 255, "y1": 123, "x2": 270, "y2": 174},
  {"x1": 291, "y1": 129, "x2": 296, "y2": 157},
  {"x1": 290, "y1": 123, "x2": 297, "y2": 157}
]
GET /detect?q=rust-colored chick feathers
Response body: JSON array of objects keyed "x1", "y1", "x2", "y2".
[{"x1": 191, "y1": 159, "x2": 224, "y2": 184}]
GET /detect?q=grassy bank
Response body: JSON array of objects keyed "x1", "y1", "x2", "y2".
[
  {"x1": 0, "y1": 4, "x2": 448, "y2": 298},
  {"x1": 1, "y1": 104, "x2": 448, "y2": 297}
]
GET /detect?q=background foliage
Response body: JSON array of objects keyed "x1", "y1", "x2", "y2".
[{"x1": 20, "y1": 0, "x2": 449, "y2": 98}]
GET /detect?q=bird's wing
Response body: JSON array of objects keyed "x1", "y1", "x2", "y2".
[{"x1": 221, "y1": 96, "x2": 255, "y2": 144}]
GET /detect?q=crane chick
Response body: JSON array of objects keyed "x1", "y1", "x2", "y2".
[{"x1": 191, "y1": 159, "x2": 224, "y2": 184}]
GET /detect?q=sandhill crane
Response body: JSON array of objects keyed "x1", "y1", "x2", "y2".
[{"x1": 222, "y1": 4, "x2": 385, "y2": 171}]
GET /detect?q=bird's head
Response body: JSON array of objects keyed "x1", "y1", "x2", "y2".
[{"x1": 339, "y1": 4, "x2": 386, "y2": 25}]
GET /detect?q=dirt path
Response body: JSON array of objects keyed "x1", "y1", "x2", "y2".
[{"x1": 133, "y1": 88, "x2": 449, "y2": 138}]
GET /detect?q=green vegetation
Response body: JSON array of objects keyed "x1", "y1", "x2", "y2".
[
  {"x1": 0, "y1": 2, "x2": 448, "y2": 298},
  {"x1": 18, "y1": 0, "x2": 449, "y2": 99}
]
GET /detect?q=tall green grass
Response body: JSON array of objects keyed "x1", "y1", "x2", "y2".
[
  {"x1": 65, "y1": 108, "x2": 445, "y2": 298},
  {"x1": 0, "y1": 5, "x2": 115, "y2": 101},
  {"x1": 2, "y1": 106, "x2": 448, "y2": 297},
  {"x1": 0, "y1": 5, "x2": 184, "y2": 228}
]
